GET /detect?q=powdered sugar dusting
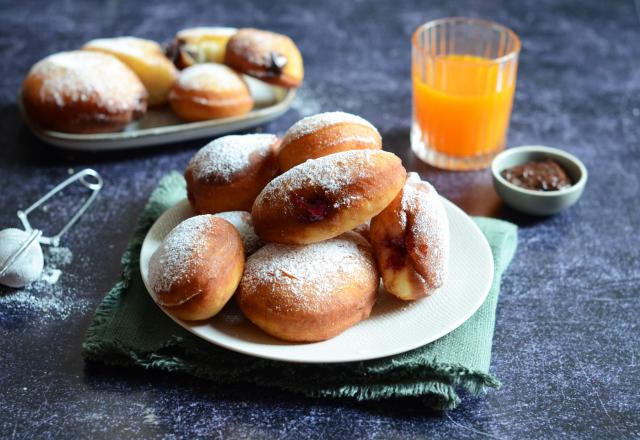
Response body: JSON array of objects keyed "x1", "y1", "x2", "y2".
[
  {"x1": 241, "y1": 234, "x2": 375, "y2": 313},
  {"x1": 213, "y1": 211, "x2": 264, "y2": 255},
  {"x1": 282, "y1": 111, "x2": 379, "y2": 145},
  {"x1": 255, "y1": 149, "x2": 378, "y2": 211},
  {"x1": 84, "y1": 36, "x2": 162, "y2": 60},
  {"x1": 188, "y1": 134, "x2": 277, "y2": 183},
  {"x1": 401, "y1": 173, "x2": 450, "y2": 287},
  {"x1": 228, "y1": 28, "x2": 284, "y2": 66},
  {"x1": 148, "y1": 215, "x2": 213, "y2": 303},
  {"x1": 0, "y1": 246, "x2": 88, "y2": 321},
  {"x1": 29, "y1": 51, "x2": 145, "y2": 112},
  {"x1": 176, "y1": 63, "x2": 246, "y2": 92}
]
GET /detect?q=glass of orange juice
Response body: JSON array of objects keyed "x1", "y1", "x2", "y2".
[{"x1": 412, "y1": 18, "x2": 520, "y2": 170}]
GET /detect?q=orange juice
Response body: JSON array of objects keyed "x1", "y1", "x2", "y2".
[{"x1": 413, "y1": 54, "x2": 517, "y2": 158}]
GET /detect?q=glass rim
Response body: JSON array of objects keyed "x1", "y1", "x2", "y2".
[{"x1": 412, "y1": 17, "x2": 521, "y2": 64}]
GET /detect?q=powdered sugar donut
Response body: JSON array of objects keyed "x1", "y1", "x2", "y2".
[
  {"x1": 83, "y1": 37, "x2": 178, "y2": 106},
  {"x1": 237, "y1": 231, "x2": 379, "y2": 342},
  {"x1": 252, "y1": 149, "x2": 406, "y2": 244},
  {"x1": 22, "y1": 51, "x2": 148, "y2": 133},
  {"x1": 225, "y1": 28, "x2": 303, "y2": 88},
  {"x1": 278, "y1": 112, "x2": 382, "y2": 172},
  {"x1": 0, "y1": 228, "x2": 44, "y2": 288},
  {"x1": 185, "y1": 134, "x2": 280, "y2": 214},
  {"x1": 169, "y1": 63, "x2": 253, "y2": 121},
  {"x1": 148, "y1": 215, "x2": 244, "y2": 320},
  {"x1": 213, "y1": 211, "x2": 263, "y2": 255},
  {"x1": 370, "y1": 173, "x2": 450, "y2": 300}
]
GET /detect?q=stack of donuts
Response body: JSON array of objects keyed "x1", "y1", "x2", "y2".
[
  {"x1": 148, "y1": 111, "x2": 451, "y2": 342},
  {"x1": 21, "y1": 27, "x2": 303, "y2": 133}
]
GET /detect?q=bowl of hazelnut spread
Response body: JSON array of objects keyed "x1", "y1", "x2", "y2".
[{"x1": 491, "y1": 145, "x2": 587, "y2": 215}]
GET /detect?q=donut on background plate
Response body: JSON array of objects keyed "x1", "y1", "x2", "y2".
[
  {"x1": 169, "y1": 63, "x2": 253, "y2": 121},
  {"x1": 22, "y1": 50, "x2": 147, "y2": 133},
  {"x1": 225, "y1": 28, "x2": 303, "y2": 88},
  {"x1": 83, "y1": 36, "x2": 178, "y2": 106}
]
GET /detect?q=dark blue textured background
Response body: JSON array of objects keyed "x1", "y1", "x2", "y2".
[{"x1": 1, "y1": 0, "x2": 639, "y2": 438}]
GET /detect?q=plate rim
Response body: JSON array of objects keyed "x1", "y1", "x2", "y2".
[{"x1": 139, "y1": 198, "x2": 494, "y2": 364}]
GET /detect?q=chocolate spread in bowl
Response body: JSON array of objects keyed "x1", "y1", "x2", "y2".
[{"x1": 501, "y1": 159, "x2": 573, "y2": 191}]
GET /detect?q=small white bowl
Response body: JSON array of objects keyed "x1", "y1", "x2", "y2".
[{"x1": 491, "y1": 145, "x2": 588, "y2": 216}]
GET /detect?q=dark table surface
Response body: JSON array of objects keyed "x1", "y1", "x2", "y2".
[{"x1": 1, "y1": 0, "x2": 639, "y2": 438}]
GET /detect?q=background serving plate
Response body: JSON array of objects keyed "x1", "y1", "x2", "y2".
[
  {"x1": 139, "y1": 199, "x2": 494, "y2": 364},
  {"x1": 18, "y1": 76, "x2": 295, "y2": 152}
]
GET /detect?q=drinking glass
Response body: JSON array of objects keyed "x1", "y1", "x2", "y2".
[{"x1": 411, "y1": 17, "x2": 520, "y2": 170}]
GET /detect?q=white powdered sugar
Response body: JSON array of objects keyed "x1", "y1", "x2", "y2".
[
  {"x1": 0, "y1": 246, "x2": 88, "y2": 321},
  {"x1": 241, "y1": 234, "x2": 374, "y2": 312},
  {"x1": 228, "y1": 29, "x2": 283, "y2": 66},
  {"x1": 282, "y1": 111, "x2": 379, "y2": 145},
  {"x1": 30, "y1": 51, "x2": 145, "y2": 111},
  {"x1": 401, "y1": 173, "x2": 450, "y2": 287},
  {"x1": 84, "y1": 36, "x2": 160, "y2": 59},
  {"x1": 255, "y1": 149, "x2": 379, "y2": 211},
  {"x1": 176, "y1": 63, "x2": 246, "y2": 92},
  {"x1": 213, "y1": 211, "x2": 264, "y2": 255},
  {"x1": 188, "y1": 134, "x2": 277, "y2": 183},
  {"x1": 148, "y1": 215, "x2": 214, "y2": 303}
]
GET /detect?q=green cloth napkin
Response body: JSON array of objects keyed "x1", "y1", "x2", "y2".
[{"x1": 83, "y1": 172, "x2": 518, "y2": 410}]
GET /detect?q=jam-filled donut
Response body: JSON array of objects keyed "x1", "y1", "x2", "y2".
[
  {"x1": 224, "y1": 28, "x2": 303, "y2": 88},
  {"x1": 370, "y1": 173, "x2": 450, "y2": 300},
  {"x1": 22, "y1": 51, "x2": 147, "y2": 133},
  {"x1": 169, "y1": 63, "x2": 253, "y2": 121},
  {"x1": 213, "y1": 211, "x2": 264, "y2": 255},
  {"x1": 165, "y1": 27, "x2": 236, "y2": 69},
  {"x1": 83, "y1": 37, "x2": 178, "y2": 106},
  {"x1": 278, "y1": 112, "x2": 382, "y2": 172},
  {"x1": 252, "y1": 149, "x2": 406, "y2": 244},
  {"x1": 185, "y1": 134, "x2": 280, "y2": 214},
  {"x1": 148, "y1": 215, "x2": 245, "y2": 321},
  {"x1": 237, "y1": 232, "x2": 379, "y2": 342}
]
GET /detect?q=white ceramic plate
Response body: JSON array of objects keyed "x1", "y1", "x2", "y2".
[
  {"x1": 18, "y1": 76, "x2": 295, "y2": 152},
  {"x1": 139, "y1": 199, "x2": 494, "y2": 363}
]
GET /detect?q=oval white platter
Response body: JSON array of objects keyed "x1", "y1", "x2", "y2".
[
  {"x1": 18, "y1": 76, "x2": 295, "y2": 152},
  {"x1": 139, "y1": 199, "x2": 494, "y2": 364}
]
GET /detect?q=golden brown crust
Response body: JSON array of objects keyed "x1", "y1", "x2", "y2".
[
  {"x1": 252, "y1": 150, "x2": 406, "y2": 244},
  {"x1": 185, "y1": 134, "x2": 280, "y2": 214},
  {"x1": 22, "y1": 51, "x2": 147, "y2": 133},
  {"x1": 224, "y1": 28, "x2": 303, "y2": 88},
  {"x1": 278, "y1": 121, "x2": 382, "y2": 172},
  {"x1": 83, "y1": 37, "x2": 178, "y2": 106},
  {"x1": 237, "y1": 232, "x2": 379, "y2": 342},
  {"x1": 370, "y1": 174, "x2": 450, "y2": 300},
  {"x1": 148, "y1": 216, "x2": 245, "y2": 321},
  {"x1": 169, "y1": 63, "x2": 253, "y2": 121}
]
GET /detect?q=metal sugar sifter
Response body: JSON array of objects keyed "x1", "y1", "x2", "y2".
[{"x1": 0, "y1": 169, "x2": 103, "y2": 288}]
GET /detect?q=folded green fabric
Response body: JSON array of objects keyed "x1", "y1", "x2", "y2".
[{"x1": 83, "y1": 172, "x2": 517, "y2": 410}]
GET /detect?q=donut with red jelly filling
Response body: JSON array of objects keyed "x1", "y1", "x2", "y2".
[
  {"x1": 370, "y1": 173, "x2": 450, "y2": 300},
  {"x1": 251, "y1": 149, "x2": 406, "y2": 244},
  {"x1": 22, "y1": 51, "x2": 147, "y2": 133}
]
